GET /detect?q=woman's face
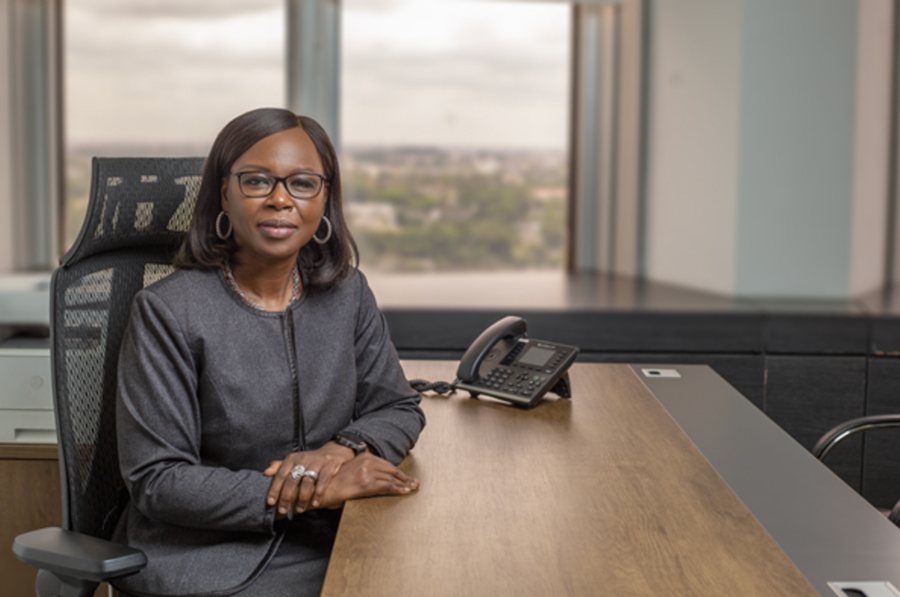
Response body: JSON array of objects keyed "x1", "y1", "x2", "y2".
[{"x1": 221, "y1": 126, "x2": 327, "y2": 265}]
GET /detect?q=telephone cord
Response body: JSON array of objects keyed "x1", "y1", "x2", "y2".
[{"x1": 408, "y1": 378, "x2": 455, "y2": 395}]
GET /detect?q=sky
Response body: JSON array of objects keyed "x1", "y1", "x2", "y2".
[{"x1": 65, "y1": 0, "x2": 570, "y2": 150}]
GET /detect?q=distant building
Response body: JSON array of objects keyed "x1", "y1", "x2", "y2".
[
  {"x1": 531, "y1": 186, "x2": 566, "y2": 202},
  {"x1": 344, "y1": 202, "x2": 399, "y2": 232}
]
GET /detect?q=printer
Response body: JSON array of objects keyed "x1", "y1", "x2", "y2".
[{"x1": 0, "y1": 273, "x2": 54, "y2": 444}]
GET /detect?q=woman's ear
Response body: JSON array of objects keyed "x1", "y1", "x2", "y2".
[{"x1": 220, "y1": 177, "x2": 230, "y2": 212}]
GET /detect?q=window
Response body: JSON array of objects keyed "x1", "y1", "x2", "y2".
[
  {"x1": 341, "y1": 0, "x2": 570, "y2": 272},
  {"x1": 64, "y1": 0, "x2": 285, "y2": 249}
]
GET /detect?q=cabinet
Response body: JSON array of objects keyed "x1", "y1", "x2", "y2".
[
  {"x1": 0, "y1": 445, "x2": 111, "y2": 596},
  {"x1": 1, "y1": 444, "x2": 112, "y2": 596},
  {"x1": 0, "y1": 444, "x2": 61, "y2": 596}
]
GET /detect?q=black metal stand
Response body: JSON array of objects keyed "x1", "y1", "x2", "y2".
[{"x1": 549, "y1": 372, "x2": 572, "y2": 399}]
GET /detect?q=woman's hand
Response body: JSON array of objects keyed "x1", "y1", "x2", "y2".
[
  {"x1": 316, "y1": 452, "x2": 419, "y2": 509},
  {"x1": 264, "y1": 442, "x2": 356, "y2": 517}
]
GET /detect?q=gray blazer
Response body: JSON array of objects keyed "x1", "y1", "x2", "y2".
[{"x1": 112, "y1": 268, "x2": 425, "y2": 596}]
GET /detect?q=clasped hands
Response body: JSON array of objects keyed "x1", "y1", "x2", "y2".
[{"x1": 264, "y1": 441, "x2": 418, "y2": 518}]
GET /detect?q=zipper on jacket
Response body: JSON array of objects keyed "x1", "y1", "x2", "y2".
[{"x1": 282, "y1": 313, "x2": 306, "y2": 451}]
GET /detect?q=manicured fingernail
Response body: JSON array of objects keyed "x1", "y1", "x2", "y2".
[
  {"x1": 268, "y1": 498, "x2": 275, "y2": 505},
  {"x1": 312, "y1": 500, "x2": 319, "y2": 507},
  {"x1": 279, "y1": 507, "x2": 287, "y2": 514}
]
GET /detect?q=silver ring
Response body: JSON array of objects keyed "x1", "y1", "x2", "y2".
[
  {"x1": 290, "y1": 465, "x2": 306, "y2": 480},
  {"x1": 301, "y1": 469, "x2": 319, "y2": 482}
]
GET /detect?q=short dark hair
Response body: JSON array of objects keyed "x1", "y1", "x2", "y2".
[{"x1": 174, "y1": 107, "x2": 358, "y2": 289}]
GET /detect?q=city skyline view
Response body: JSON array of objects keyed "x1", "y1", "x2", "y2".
[
  {"x1": 63, "y1": 0, "x2": 571, "y2": 271},
  {"x1": 65, "y1": 143, "x2": 568, "y2": 272}
]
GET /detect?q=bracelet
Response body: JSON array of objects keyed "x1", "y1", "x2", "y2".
[{"x1": 333, "y1": 431, "x2": 368, "y2": 456}]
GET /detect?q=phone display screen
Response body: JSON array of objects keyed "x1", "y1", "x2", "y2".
[{"x1": 518, "y1": 345, "x2": 556, "y2": 367}]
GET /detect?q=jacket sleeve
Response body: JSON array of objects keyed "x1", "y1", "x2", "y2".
[
  {"x1": 343, "y1": 274, "x2": 426, "y2": 464},
  {"x1": 116, "y1": 290, "x2": 277, "y2": 534}
]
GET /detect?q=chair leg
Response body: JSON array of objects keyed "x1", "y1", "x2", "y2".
[
  {"x1": 888, "y1": 498, "x2": 900, "y2": 527},
  {"x1": 36, "y1": 570, "x2": 99, "y2": 597}
]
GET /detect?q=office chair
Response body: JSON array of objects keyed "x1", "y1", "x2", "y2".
[
  {"x1": 813, "y1": 414, "x2": 900, "y2": 525},
  {"x1": 12, "y1": 157, "x2": 204, "y2": 597}
]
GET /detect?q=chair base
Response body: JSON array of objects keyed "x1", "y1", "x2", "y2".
[{"x1": 36, "y1": 569, "x2": 99, "y2": 597}]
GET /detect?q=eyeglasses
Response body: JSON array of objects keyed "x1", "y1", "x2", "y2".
[{"x1": 231, "y1": 171, "x2": 327, "y2": 200}]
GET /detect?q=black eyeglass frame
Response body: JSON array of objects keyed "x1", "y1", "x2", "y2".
[{"x1": 230, "y1": 171, "x2": 329, "y2": 200}]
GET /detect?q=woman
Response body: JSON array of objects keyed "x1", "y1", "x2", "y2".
[{"x1": 113, "y1": 108, "x2": 426, "y2": 596}]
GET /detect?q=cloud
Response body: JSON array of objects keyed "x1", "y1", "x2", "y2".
[
  {"x1": 66, "y1": 6, "x2": 283, "y2": 82},
  {"x1": 68, "y1": 62, "x2": 284, "y2": 144},
  {"x1": 65, "y1": 0, "x2": 570, "y2": 149},
  {"x1": 341, "y1": 2, "x2": 569, "y2": 114},
  {"x1": 344, "y1": 50, "x2": 566, "y2": 104},
  {"x1": 65, "y1": 3, "x2": 285, "y2": 145},
  {"x1": 339, "y1": 1, "x2": 570, "y2": 149},
  {"x1": 68, "y1": 0, "x2": 281, "y2": 20},
  {"x1": 344, "y1": 0, "x2": 406, "y2": 13}
]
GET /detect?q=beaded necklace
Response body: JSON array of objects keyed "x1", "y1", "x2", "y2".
[{"x1": 223, "y1": 262, "x2": 300, "y2": 311}]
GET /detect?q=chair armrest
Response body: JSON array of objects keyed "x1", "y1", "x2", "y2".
[
  {"x1": 812, "y1": 414, "x2": 900, "y2": 461},
  {"x1": 13, "y1": 527, "x2": 147, "y2": 582}
]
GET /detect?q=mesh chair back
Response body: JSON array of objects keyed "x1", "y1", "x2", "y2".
[{"x1": 52, "y1": 157, "x2": 204, "y2": 539}]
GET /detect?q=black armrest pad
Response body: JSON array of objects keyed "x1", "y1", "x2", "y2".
[{"x1": 13, "y1": 527, "x2": 147, "y2": 582}]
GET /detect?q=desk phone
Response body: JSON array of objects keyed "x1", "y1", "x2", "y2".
[{"x1": 453, "y1": 316, "x2": 578, "y2": 408}]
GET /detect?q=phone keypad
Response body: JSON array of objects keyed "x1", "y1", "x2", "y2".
[
  {"x1": 460, "y1": 340, "x2": 578, "y2": 406},
  {"x1": 480, "y1": 367, "x2": 513, "y2": 390},
  {"x1": 480, "y1": 366, "x2": 548, "y2": 398}
]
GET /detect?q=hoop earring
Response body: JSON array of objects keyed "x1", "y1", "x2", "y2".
[
  {"x1": 313, "y1": 216, "x2": 332, "y2": 244},
  {"x1": 216, "y1": 211, "x2": 233, "y2": 240}
]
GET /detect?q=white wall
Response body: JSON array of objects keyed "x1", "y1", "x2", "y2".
[
  {"x1": 643, "y1": 0, "x2": 892, "y2": 299},
  {"x1": 645, "y1": 0, "x2": 741, "y2": 295},
  {"x1": 734, "y1": 0, "x2": 858, "y2": 298}
]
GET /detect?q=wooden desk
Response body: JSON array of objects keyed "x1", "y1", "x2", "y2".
[{"x1": 323, "y1": 362, "x2": 825, "y2": 596}]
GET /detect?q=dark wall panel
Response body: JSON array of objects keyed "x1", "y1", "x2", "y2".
[
  {"x1": 765, "y1": 315, "x2": 867, "y2": 355},
  {"x1": 385, "y1": 311, "x2": 504, "y2": 351},
  {"x1": 871, "y1": 318, "x2": 900, "y2": 356},
  {"x1": 862, "y1": 358, "x2": 900, "y2": 509},
  {"x1": 765, "y1": 356, "x2": 867, "y2": 491},
  {"x1": 384, "y1": 309, "x2": 763, "y2": 354}
]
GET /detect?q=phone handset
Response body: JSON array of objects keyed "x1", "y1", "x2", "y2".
[
  {"x1": 406, "y1": 314, "x2": 579, "y2": 408},
  {"x1": 456, "y1": 316, "x2": 528, "y2": 383}
]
